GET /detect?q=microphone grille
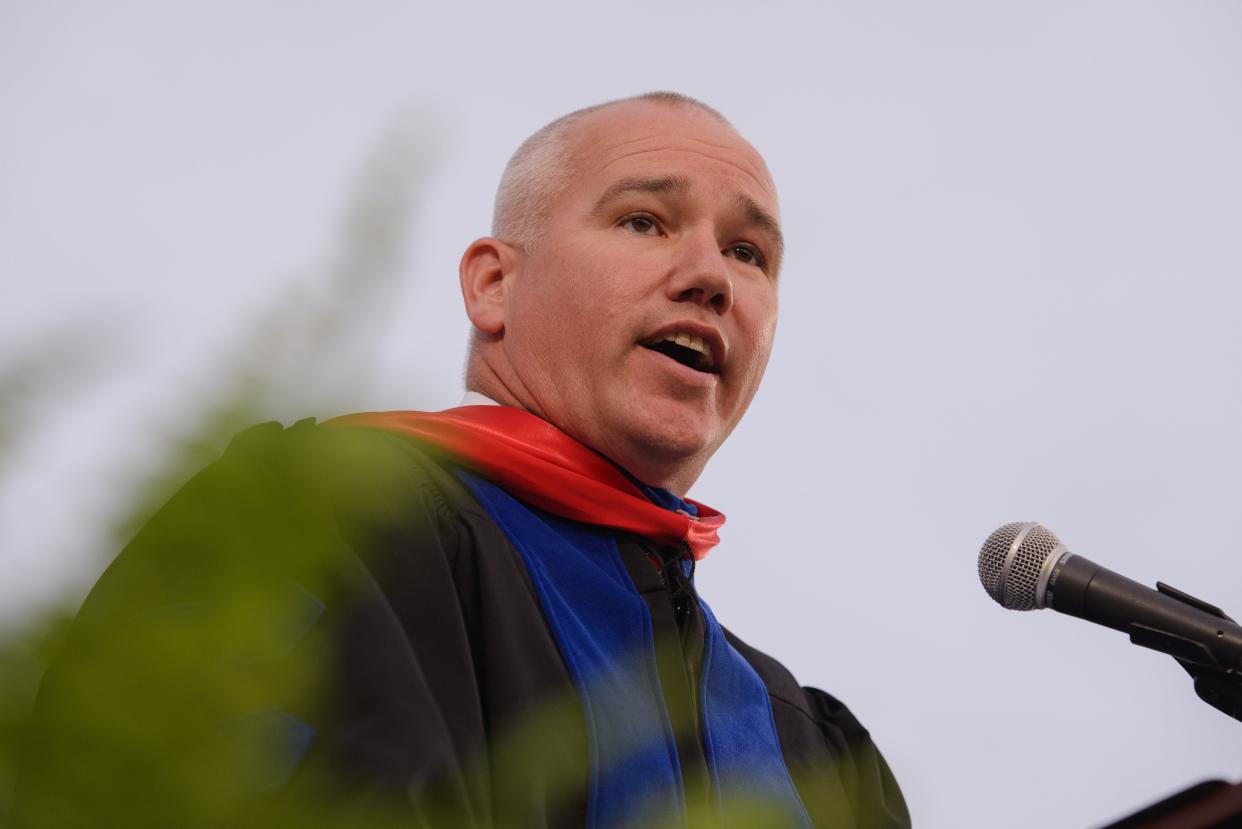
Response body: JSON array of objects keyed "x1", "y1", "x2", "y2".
[{"x1": 977, "y1": 522, "x2": 1065, "y2": 610}]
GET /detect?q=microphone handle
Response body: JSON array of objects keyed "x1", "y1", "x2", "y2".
[{"x1": 1044, "y1": 552, "x2": 1242, "y2": 672}]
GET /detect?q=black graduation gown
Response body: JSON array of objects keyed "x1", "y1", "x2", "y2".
[{"x1": 15, "y1": 419, "x2": 909, "y2": 829}]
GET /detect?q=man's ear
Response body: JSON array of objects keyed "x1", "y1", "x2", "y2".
[{"x1": 459, "y1": 237, "x2": 520, "y2": 335}]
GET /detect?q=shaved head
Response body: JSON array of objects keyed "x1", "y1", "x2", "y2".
[{"x1": 492, "y1": 92, "x2": 733, "y2": 252}]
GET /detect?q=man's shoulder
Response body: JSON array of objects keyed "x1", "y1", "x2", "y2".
[
  {"x1": 721, "y1": 626, "x2": 911, "y2": 828},
  {"x1": 108, "y1": 416, "x2": 496, "y2": 603},
  {"x1": 222, "y1": 416, "x2": 450, "y2": 484},
  {"x1": 721, "y1": 627, "x2": 811, "y2": 711},
  {"x1": 75, "y1": 415, "x2": 518, "y2": 655},
  {"x1": 722, "y1": 626, "x2": 876, "y2": 739},
  {"x1": 213, "y1": 416, "x2": 488, "y2": 524}
]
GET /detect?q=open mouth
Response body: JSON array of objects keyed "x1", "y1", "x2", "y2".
[{"x1": 641, "y1": 333, "x2": 717, "y2": 374}]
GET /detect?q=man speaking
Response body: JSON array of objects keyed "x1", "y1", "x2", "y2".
[{"x1": 18, "y1": 93, "x2": 909, "y2": 828}]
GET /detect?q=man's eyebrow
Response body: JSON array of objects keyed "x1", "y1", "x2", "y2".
[
  {"x1": 591, "y1": 175, "x2": 691, "y2": 214},
  {"x1": 735, "y1": 192, "x2": 784, "y2": 264},
  {"x1": 591, "y1": 174, "x2": 784, "y2": 265}
]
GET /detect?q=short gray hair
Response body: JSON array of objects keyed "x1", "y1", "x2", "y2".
[{"x1": 491, "y1": 92, "x2": 732, "y2": 252}]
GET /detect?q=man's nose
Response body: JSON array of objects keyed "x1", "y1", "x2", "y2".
[{"x1": 666, "y1": 231, "x2": 734, "y2": 315}]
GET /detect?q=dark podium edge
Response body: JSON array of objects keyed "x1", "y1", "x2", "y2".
[{"x1": 1098, "y1": 780, "x2": 1242, "y2": 829}]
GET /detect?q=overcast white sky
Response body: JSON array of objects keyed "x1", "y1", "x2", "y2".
[{"x1": 3, "y1": 2, "x2": 1241, "y2": 827}]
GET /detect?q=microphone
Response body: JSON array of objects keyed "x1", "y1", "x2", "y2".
[{"x1": 977, "y1": 522, "x2": 1242, "y2": 673}]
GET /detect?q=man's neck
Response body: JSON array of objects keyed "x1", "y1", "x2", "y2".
[
  {"x1": 458, "y1": 389, "x2": 697, "y2": 505},
  {"x1": 456, "y1": 387, "x2": 701, "y2": 497}
]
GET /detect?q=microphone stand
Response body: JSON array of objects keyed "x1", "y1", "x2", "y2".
[
  {"x1": 1126, "y1": 581, "x2": 1242, "y2": 724},
  {"x1": 1095, "y1": 583, "x2": 1242, "y2": 828},
  {"x1": 1178, "y1": 660, "x2": 1242, "y2": 724}
]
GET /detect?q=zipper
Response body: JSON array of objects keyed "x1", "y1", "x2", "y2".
[{"x1": 644, "y1": 539, "x2": 697, "y2": 630}]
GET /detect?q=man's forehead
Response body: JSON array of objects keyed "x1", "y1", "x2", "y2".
[{"x1": 567, "y1": 102, "x2": 779, "y2": 211}]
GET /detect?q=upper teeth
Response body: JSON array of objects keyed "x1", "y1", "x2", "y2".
[{"x1": 663, "y1": 333, "x2": 710, "y2": 359}]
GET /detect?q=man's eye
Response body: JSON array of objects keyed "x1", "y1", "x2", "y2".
[
  {"x1": 620, "y1": 215, "x2": 661, "y2": 235},
  {"x1": 725, "y1": 244, "x2": 765, "y2": 268}
]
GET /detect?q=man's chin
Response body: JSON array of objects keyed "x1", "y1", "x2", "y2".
[{"x1": 603, "y1": 412, "x2": 720, "y2": 488}]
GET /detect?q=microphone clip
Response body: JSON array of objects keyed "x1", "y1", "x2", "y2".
[{"x1": 1144, "y1": 581, "x2": 1242, "y2": 725}]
